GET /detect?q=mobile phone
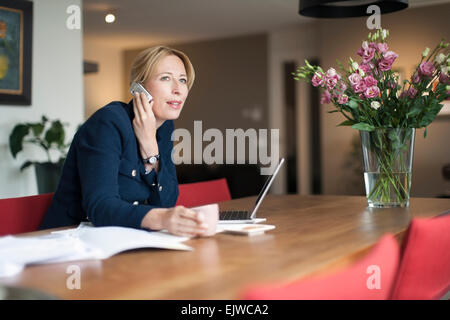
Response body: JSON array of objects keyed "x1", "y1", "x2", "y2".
[{"x1": 130, "y1": 82, "x2": 153, "y2": 102}]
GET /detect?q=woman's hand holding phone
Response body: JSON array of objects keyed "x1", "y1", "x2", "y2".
[{"x1": 132, "y1": 92, "x2": 159, "y2": 162}]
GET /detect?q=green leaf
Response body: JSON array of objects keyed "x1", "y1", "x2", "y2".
[
  {"x1": 347, "y1": 100, "x2": 359, "y2": 109},
  {"x1": 338, "y1": 120, "x2": 355, "y2": 126},
  {"x1": 351, "y1": 123, "x2": 375, "y2": 131},
  {"x1": 20, "y1": 161, "x2": 34, "y2": 171},
  {"x1": 30, "y1": 123, "x2": 44, "y2": 137},
  {"x1": 9, "y1": 124, "x2": 30, "y2": 158},
  {"x1": 45, "y1": 120, "x2": 65, "y2": 148}
]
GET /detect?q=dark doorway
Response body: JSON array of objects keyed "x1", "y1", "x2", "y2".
[
  {"x1": 284, "y1": 62, "x2": 298, "y2": 194},
  {"x1": 309, "y1": 59, "x2": 322, "y2": 194}
]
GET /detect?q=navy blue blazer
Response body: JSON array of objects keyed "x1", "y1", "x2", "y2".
[{"x1": 39, "y1": 100, "x2": 179, "y2": 230}]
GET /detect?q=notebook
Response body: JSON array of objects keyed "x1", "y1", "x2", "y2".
[{"x1": 0, "y1": 223, "x2": 191, "y2": 278}]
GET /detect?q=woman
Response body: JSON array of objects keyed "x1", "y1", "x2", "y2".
[{"x1": 40, "y1": 46, "x2": 209, "y2": 237}]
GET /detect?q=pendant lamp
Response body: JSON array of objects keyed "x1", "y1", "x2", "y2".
[{"x1": 299, "y1": 0, "x2": 408, "y2": 18}]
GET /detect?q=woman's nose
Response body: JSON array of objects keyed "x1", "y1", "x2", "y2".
[{"x1": 172, "y1": 81, "x2": 180, "y2": 95}]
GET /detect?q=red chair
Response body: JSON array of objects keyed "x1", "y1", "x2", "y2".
[
  {"x1": 176, "y1": 178, "x2": 231, "y2": 208},
  {"x1": 390, "y1": 215, "x2": 450, "y2": 300},
  {"x1": 0, "y1": 193, "x2": 54, "y2": 236},
  {"x1": 240, "y1": 234, "x2": 400, "y2": 300}
]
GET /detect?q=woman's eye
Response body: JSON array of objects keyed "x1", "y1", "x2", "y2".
[
  {"x1": 180, "y1": 78, "x2": 187, "y2": 84},
  {"x1": 161, "y1": 76, "x2": 170, "y2": 80}
]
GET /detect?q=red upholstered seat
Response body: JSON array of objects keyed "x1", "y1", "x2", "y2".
[
  {"x1": 240, "y1": 234, "x2": 400, "y2": 300},
  {"x1": 0, "y1": 193, "x2": 54, "y2": 236},
  {"x1": 176, "y1": 178, "x2": 231, "y2": 208},
  {"x1": 391, "y1": 215, "x2": 450, "y2": 300}
]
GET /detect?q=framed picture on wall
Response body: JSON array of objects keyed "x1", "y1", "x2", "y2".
[{"x1": 0, "y1": 0, "x2": 32, "y2": 106}]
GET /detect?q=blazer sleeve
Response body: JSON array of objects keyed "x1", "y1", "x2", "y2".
[{"x1": 76, "y1": 109, "x2": 157, "y2": 229}]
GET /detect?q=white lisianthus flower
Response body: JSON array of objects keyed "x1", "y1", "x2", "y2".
[
  {"x1": 435, "y1": 53, "x2": 446, "y2": 64},
  {"x1": 441, "y1": 66, "x2": 448, "y2": 76},
  {"x1": 371, "y1": 101, "x2": 381, "y2": 110},
  {"x1": 358, "y1": 68, "x2": 365, "y2": 77},
  {"x1": 352, "y1": 62, "x2": 359, "y2": 71},
  {"x1": 382, "y1": 29, "x2": 387, "y2": 40},
  {"x1": 422, "y1": 47, "x2": 430, "y2": 58}
]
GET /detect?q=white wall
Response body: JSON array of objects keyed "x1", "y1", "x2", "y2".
[
  {"x1": 83, "y1": 38, "x2": 124, "y2": 119},
  {"x1": 268, "y1": 22, "x2": 319, "y2": 194},
  {"x1": 0, "y1": 0, "x2": 84, "y2": 198}
]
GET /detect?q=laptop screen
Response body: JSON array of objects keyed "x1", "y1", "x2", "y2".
[{"x1": 250, "y1": 158, "x2": 285, "y2": 217}]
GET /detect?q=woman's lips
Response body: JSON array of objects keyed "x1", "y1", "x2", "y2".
[{"x1": 167, "y1": 101, "x2": 183, "y2": 110}]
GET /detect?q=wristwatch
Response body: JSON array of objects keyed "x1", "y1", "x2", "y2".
[{"x1": 142, "y1": 154, "x2": 160, "y2": 165}]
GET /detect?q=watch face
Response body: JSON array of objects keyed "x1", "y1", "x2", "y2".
[{"x1": 149, "y1": 156, "x2": 157, "y2": 164}]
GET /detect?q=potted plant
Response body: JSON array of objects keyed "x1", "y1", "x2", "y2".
[
  {"x1": 9, "y1": 115, "x2": 71, "y2": 194},
  {"x1": 293, "y1": 29, "x2": 449, "y2": 208}
]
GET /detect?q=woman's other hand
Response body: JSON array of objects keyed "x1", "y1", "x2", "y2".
[{"x1": 141, "y1": 206, "x2": 209, "y2": 237}]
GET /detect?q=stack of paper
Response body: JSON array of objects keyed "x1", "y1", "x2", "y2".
[{"x1": 0, "y1": 223, "x2": 191, "y2": 278}]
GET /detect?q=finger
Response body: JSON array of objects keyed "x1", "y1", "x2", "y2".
[
  {"x1": 176, "y1": 225, "x2": 207, "y2": 237},
  {"x1": 133, "y1": 93, "x2": 143, "y2": 120},
  {"x1": 179, "y1": 207, "x2": 204, "y2": 223},
  {"x1": 135, "y1": 92, "x2": 146, "y2": 120},
  {"x1": 177, "y1": 219, "x2": 208, "y2": 230},
  {"x1": 171, "y1": 226, "x2": 198, "y2": 237},
  {"x1": 140, "y1": 92, "x2": 151, "y2": 113}
]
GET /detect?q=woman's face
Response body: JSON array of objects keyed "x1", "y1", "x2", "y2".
[{"x1": 143, "y1": 54, "x2": 189, "y2": 122}]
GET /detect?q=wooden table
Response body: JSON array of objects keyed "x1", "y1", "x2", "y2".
[{"x1": 1, "y1": 195, "x2": 449, "y2": 299}]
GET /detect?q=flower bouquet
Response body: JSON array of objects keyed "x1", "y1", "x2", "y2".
[{"x1": 293, "y1": 29, "x2": 449, "y2": 207}]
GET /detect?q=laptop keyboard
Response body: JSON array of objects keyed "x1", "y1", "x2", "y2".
[{"x1": 219, "y1": 210, "x2": 251, "y2": 220}]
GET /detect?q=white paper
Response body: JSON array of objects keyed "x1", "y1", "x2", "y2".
[{"x1": 0, "y1": 223, "x2": 192, "y2": 277}]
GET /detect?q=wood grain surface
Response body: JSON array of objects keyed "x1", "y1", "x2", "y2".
[{"x1": 1, "y1": 194, "x2": 449, "y2": 299}]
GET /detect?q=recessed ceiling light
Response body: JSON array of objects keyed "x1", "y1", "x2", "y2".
[{"x1": 105, "y1": 13, "x2": 116, "y2": 23}]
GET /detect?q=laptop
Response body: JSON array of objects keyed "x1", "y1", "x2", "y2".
[{"x1": 218, "y1": 158, "x2": 285, "y2": 224}]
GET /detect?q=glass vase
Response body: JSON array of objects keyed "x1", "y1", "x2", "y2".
[{"x1": 360, "y1": 128, "x2": 415, "y2": 208}]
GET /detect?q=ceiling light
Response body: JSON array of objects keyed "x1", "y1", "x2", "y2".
[{"x1": 105, "y1": 13, "x2": 116, "y2": 23}]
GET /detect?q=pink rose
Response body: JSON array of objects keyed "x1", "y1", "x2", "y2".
[
  {"x1": 320, "y1": 90, "x2": 331, "y2": 104},
  {"x1": 419, "y1": 61, "x2": 435, "y2": 77},
  {"x1": 378, "y1": 58, "x2": 394, "y2": 72},
  {"x1": 377, "y1": 43, "x2": 389, "y2": 53},
  {"x1": 439, "y1": 72, "x2": 450, "y2": 84},
  {"x1": 326, "y1": 68, "x2": 337, "y2": 78},
  {"x1": 339, "y1": 81, "x2": 347, "y2": 93},
  {"x1": 407, "y1": 87, "x2": 418, "y2": 98},
  {"x1": 383, "y1": 51, "x2": 399, "y2": 63},
  {"x1": 377, "y1": 51, "x2": 398, "y2": 72},
  {"x1": 362, "y1": 47, "x2": 376, "y2": 63},
  {"x1": 312, "y1": 72, "x2": 325, "y2": 87},
  {"x1": 364, "y1": 86, "x2": 380, "y2": 99},
  {"x1": 412, "y1": 73, "x2": 420, "y2": 84},
  {"x1": 337, "y1": 94, "x2": 348, "y2": 105},
  {"x1": 359, "y1": 63, "x2": 373, "y2": 74},
  {"x1": 369, "y1": 42, "x2": 378, "y2": 50},
  {"x1": 364, "y1": 75, "x2": 378, "y2": 87},
  {"x1": 353, "y1": 81, "x2": 367, "y2": 94},
  {"x1": 357, "y1": 47, "x2": 364, "y2": 57},
  {"x1": 326, "y1": 77, "x2": 338, "y2": 90},
  {"x1": 348, "y1": 73, "x2": 362, "y2": 86}
]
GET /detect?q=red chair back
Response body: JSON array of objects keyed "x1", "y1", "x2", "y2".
[
  {"x1": 176, "y1": 178, "x2": 231, "y2": 208},
  {"x1": 0, "y1": 193, "x2": 54, "y2": 236},
  {"x1": 390, "y1": 215, "x2": 450, "y2": 300},
  {"x1": 240, "y1": 234, "x2": 400, "y2": 300}
]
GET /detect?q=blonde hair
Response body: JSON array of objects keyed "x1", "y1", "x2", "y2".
[{"x1": 130, "y1": 46, "x2": 195, "y2": 90}]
